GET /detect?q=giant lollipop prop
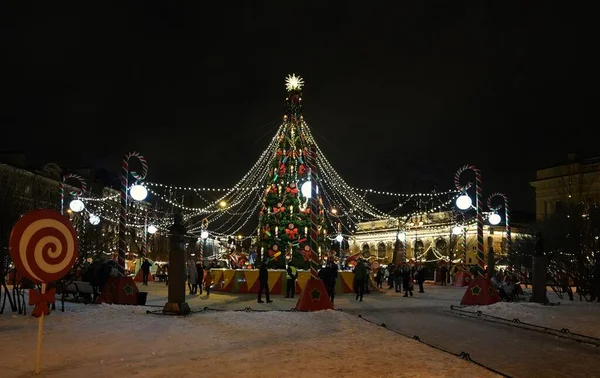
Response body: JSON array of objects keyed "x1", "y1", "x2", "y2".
[{"x1": 9, "y1": 209, "x2": 79, "y2": 375}]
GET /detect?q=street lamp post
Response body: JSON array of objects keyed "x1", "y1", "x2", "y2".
[
  {"x1": 452, "y1": 224, "x2": 466, "y2": 270},
  {"x1": 140, "y1": 206, "x2": 155, "y2": 258},
  {"x1": 200, "y1": 218, "x2": 209, "y2": 260},
  {"x1": 118, "y1": 152, "x2": 148, "y2": 275},
  {"x1": 487, "y1": 193, "x2": 511, "y2": 255},
  {"x1": 454, "y1": 164, "x2": 485, "y2": 278},
  {"x1": 146, "y1": 224, "x2": 157, "y2": 257},
  {"x1": 396, "y1": 231, "x2": 406, "y2": 263}
]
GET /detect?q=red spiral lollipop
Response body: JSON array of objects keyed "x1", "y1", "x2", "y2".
[{"x1": 9, "y1": 210, "x2": 78, "y2": 284}]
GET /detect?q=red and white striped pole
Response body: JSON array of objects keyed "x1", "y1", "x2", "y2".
[
  {"x1": 308, "y1": 145, "x2": 319, "y2": 280},
  {"x1": 455, "y1": 165, "x2": 485, "y2": 278},
  {"x1": 59, "y1": 173, "x2": 87, "y2": 215},
  {"x1": 118, "y1": 152, "x2": 148, "y2": 275}
]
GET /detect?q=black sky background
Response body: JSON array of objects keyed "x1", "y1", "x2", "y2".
[{"x1": 1, "y1": 2, "x2": 592, "y2": 213}]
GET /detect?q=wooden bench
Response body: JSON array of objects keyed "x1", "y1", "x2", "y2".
[{"x1": 63, "y1": 281, "x2": 96, "y2": 304}]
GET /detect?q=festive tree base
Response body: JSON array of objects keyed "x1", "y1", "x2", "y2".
[
  {"x1": 162, "y1": 302, "x2": 191, "y2": 315},
  {"x1": 133, "y1": 270, "x2": 152, "y2": 283},
  {"x1": 460, "y1": 277, "x2": 501, "y2": 306},
  {"x1": 454, "y1": 271, "x2": 472, "y2": 287},
  {"x1": 96, "y1": 276, "x2": 140, "y2": 305},
  {"x1": 295, "y1": 279, "x2": 334, "y2": 312}
]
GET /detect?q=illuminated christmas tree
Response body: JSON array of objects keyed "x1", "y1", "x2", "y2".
[{"x1": 257, "y1": 74, "x2": 329, "y2": 269}]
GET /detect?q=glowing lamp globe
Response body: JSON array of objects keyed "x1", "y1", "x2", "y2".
[
  {"x1": 147, "y1": 225, "x2": 158, "y2": 234},
  {"x1": 397, "y1": 232, "x2": 406, "y2": 243},
  {"x1": 335, "y1": 234, "x2": 343, "y2": 243},
  {"x1": 489, "y1": 213, "x2": 502, "y2": 226},
  {"x1": 452, "y1": 225, "x2": 463, "y2": 235},
  {"x1": 456, "y1": 194, "x2": 472, "y2": 210},
  {"x1": 69, "y1": 199, "x2": 85, "y2": 213},
  {"x1": 301, "y1": 181, "x2": 312, "y2": 198},
  {"x1": 89, "y1": 214, "x2": 100, "y2": 225},
  {"x1": 200, "y1": 230, "x2": 209, "y2": 239},
  {"x1": 130, "y1": 184, "x2": 148, "y2": 201}
]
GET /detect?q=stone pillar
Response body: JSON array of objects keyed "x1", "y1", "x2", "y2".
[
  {"x1": 531, "y1": 256, "x2": 549, "y2": 304},
  {"x1": 530, "y1": 233, "x2": 549, "y2": 304},
  {"x1": 163, "y1": 213, "x2": 191, "y2": 314}
]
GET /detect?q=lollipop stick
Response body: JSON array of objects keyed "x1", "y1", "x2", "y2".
[{"x1": 34, "y1": 283, "x2": 46, "y2": 375}]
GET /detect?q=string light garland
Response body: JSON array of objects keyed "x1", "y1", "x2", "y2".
[
  {"x1": 68, "y1": 77, "x2": 509, "y2": 259},
  {"x1": 299, "y1": 123, "x2": 392, "y2": 220},
  {"x1": 146, "y1": 182, "x2": 262, "y2": 192},
  {"x1": 352, "y1": 188, "x2": 458, "y2": 197},
  {"x1": 78, "y1": 193, "x2": 119, "y2": 202}
]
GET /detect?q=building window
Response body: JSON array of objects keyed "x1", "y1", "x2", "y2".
[
  {"x1": 555, "y1": 201, "x2": 564, "y2": 214},
  {"x1": 435, "y1": 238, "x2": 447, "y2": 253},
  {"x1": 362, "y1": 243, "x2": 370, "y2": 257},
  {"x1": 414, "y1": 240, "x2": 425, "y2": 259},
  {"x1": 377, "y1": 242, "x2": 386, "y2": 258}
]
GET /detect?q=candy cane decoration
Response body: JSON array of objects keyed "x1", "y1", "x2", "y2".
[
  {"x1": 487, "y1": 192, "x2": 511, "y2": 255},
  {"x1": 461, "y1": 226, "x2": 467, "y2": 271},
  {"x1": 59, "y1": 173, "x2": 87, "y2": 215},
  {"x1": 308, "y1": 145, "x2": 319, "y2": 280},
  {"x1": 400, "y1": 238, "x2": 406, "y2": 264},
  {"x1": 455, "y1": 165, "x2": 484, "y2": 278},
  {"x1": 118, "y1": 152, "x2": 148, "y2": 275},
  {"x1": 141, "y1": 211, "x2": 148, "y2": 258},
  {"x1": 454, "y1": 166, "x2": 473, "y2": 193}
]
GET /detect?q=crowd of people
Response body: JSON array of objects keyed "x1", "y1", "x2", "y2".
[
  {"x1": 185, "y1": 259, "x2": 214, "y2": 297},
  {"x1": 366, "y1": 259, "x2": 428, "y2": 300},
  {"x1": 145, "y1": 255, "x2": 540, "y2": 305},
  {"x1": 491, "y1": 268, "x2": 524, "y2": 301}
]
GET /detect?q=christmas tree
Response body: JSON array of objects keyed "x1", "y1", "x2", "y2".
[{"x1": 257, "y1": 74, "x2": 329, "y2": 270}]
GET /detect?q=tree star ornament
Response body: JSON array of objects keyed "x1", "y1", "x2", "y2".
[{"x1": 285, "y1": 74, "x2": 304, "y2": 91}]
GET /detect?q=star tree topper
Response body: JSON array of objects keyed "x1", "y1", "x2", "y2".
[{"x1": 285, "y1": 74, "x2": 304, "y2": 91}]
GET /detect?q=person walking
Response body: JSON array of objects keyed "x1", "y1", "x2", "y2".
[
  {"x1": 353, "y1": 259, "x2": 367, "y2": 301},
  {"x1": 450, "y1": 264, "x2": 457, "y2": 286},
  {"x1": 285, "y1": 262, "x2": 298, "y2": 298},
  {"x1": 327, "y1": 261, "x2": 338, "y2": 304},
  {"x1": 402, "y1": 267, "x2": 413, "y2": 297},
  {"x1": 416, "y1": 266, "x2": 426, "y2": 293},
  {"x1": 196, "y1": 260, "x2": 204, "y2": 295},
  {"x1": 387, "y1": 264, "x2": 394, "y2": 289},
  {"x1": 141, "y1": 258, "x2": 151, "y2": 286},
  {"x1": 204, "y1": 267, "x2": 213, "y2": 298},
  {"x1": 187, "y1": 258, "x2": 198, "y2": 294},
  {"x1": 163, "y1": 263, "x2": 169, "y2": 286},
  {"x1": 258, "y1": 261, "x2": 273, "y2": 303},
  {"x1": 394, "y1": 265, "x2": 403, "y2": 292},
  {"x1": 440, "y1": 265, "x2": 448, "y2": 286}
]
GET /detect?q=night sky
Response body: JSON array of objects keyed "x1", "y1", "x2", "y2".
[{"x1": 1, "y1": 2, "x2": 590, "y2": 212}]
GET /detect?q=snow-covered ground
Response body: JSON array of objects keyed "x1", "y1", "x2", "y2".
[
  {"x1": 2, "y1": 283, "x2": 599, "y2": 377},
  {"x1": 466, "y1": 292, "x2": 600, "y2": 338},
  {"x1": 0, "y1": 303, "x2": 497, "y2": 378}
]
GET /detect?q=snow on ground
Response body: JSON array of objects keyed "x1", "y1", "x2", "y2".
[
  {"x1": 0, "y1": 303, "x2": 498, "y2": 378},
  {"x1": 465, "y1": 291, "x2": 600, "y2": 338},
  {"x1": 3, "y1": 283, "x2": 599, "y2": 377}
]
